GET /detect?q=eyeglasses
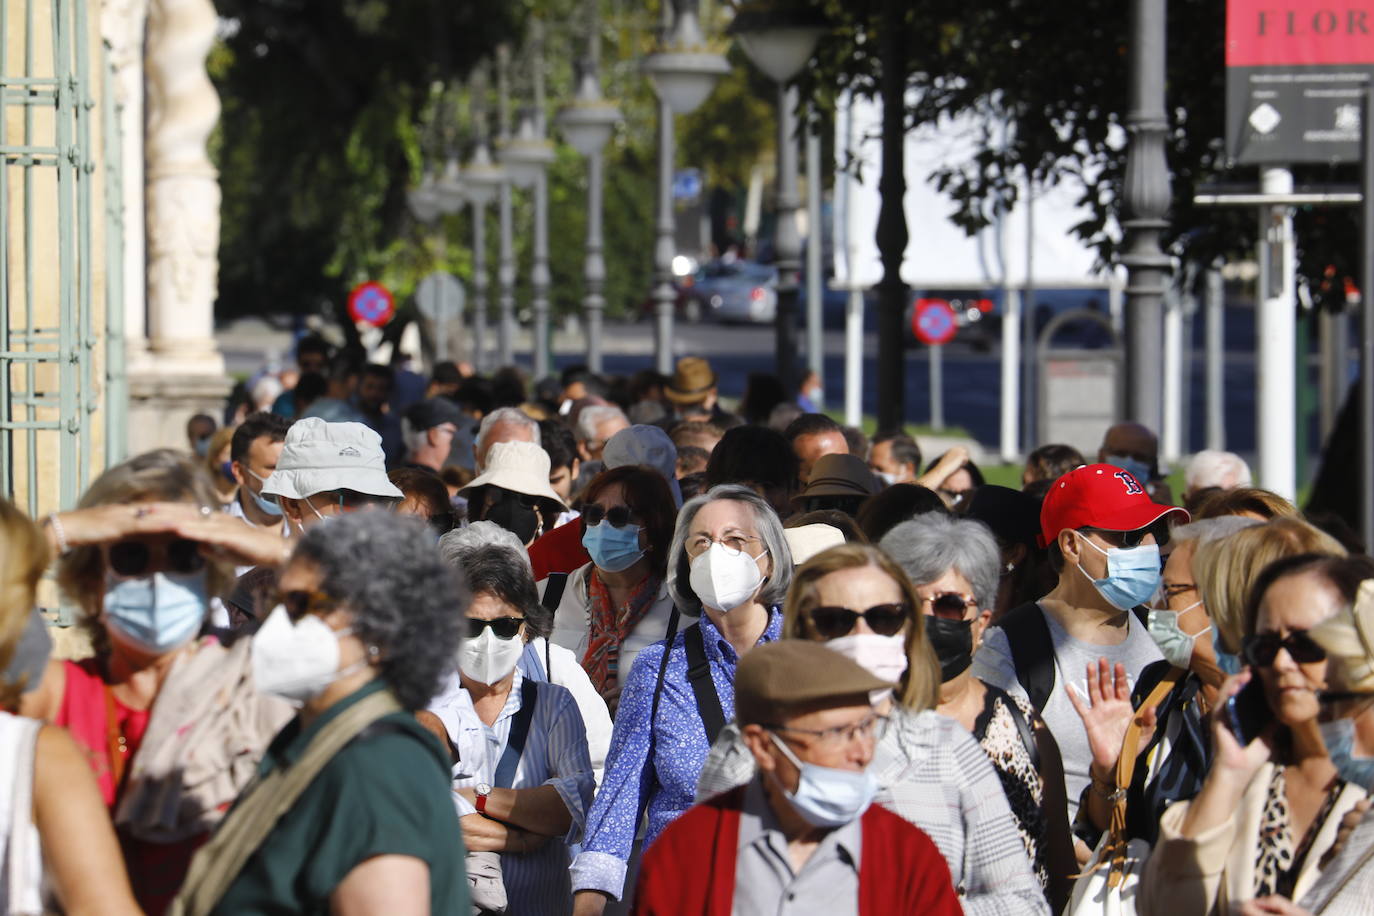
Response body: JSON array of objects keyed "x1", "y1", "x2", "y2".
[
  {"x1": 310, "y1": 490, "x2": 398, "y2": 514},
  {"x1": 1243, "y1": 630, "x2": 1328, "y2": 667},
  {"x1": 809, "y1": 603, "x2": 911, "y2": 639},
  {"x1": 686, "y1": 532, "x2": 761, "y2": 558},
  {"x1": 581, "y1": 504, "x2": 639, "y2": 529},
  {"x1": 107, "y1": 538, "x2": 206, "y2": 577},
  {"x1": 769, "y1": 712, "x2": 890, "y2": 749},
  {"x1": 468, "y1": 617, "x2": 526, "y2": 640},
  {"x1": 273, "y1": 588, "x2": 338, "y2": 619},
  {"x1": 920, "y1": 592, "x2": 978, "y2": 620}
]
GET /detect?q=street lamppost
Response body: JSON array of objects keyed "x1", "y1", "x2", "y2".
[
  {"x1": 643, "y1": 0, "x2": 729, "y2": 375},
  {"x1": 495, "y1": 45, "x2": 516, "y2": 368},
  {"x1": 501, "y1": 23, "x2": 557, "y2": 381},
  {"x1": 557, "y1": 0, "x2": 622, "y2": 374},
  {"x1": 731, "y1": 6, "x2": 825, "y2": 394},
  {"x1": 408, "y1": 151, "x2": 467, "y2": 362},
  {"x1": 464, "y1": 69, "x2": 506, "y2": 374}
]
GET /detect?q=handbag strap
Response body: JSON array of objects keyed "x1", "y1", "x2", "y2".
[
  {"x1": 8, "y1": 718, "x2": 40, "y2": 916},
  {"x1": 684, "y1": 624, "x2": 726, "y2": 744},
  {"x1": 169, "y1": 688, "x2": 402, "y2": 916},
  {"x1": 1104, "y1": 666, "x2": 1183, "y2": 885}
]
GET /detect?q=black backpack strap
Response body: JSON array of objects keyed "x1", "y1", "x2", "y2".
[
  {"x1": 636, "y1": 607, "x2": 683, "y2": 825},
  {"x1": 541, "y1": 572, "x2": 569, "y2": 611},
  {"x1": 684, "y1": 623, "x2": 726, "y2": 744},
  {"x1": 998, "y1": 601, "x2": 1056, "y2": 713},
  {"x1": 494, "y1": 679, "x2": 538, "y2": 788}
]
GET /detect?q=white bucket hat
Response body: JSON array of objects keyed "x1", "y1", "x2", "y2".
[
  {"x1": 261, "y1": 417, "x2": 403, "y2": 500},
  {"x1": 458, "y1": 440, "x2": 567, "y2": 508}
]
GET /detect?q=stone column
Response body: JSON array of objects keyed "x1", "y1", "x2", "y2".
[{"x1": 129, "y1": 0, "x2": 229, "y2": 451}]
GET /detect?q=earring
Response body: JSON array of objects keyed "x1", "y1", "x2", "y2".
[{"x1": 1005, "y1": 562, "x2": 1016, "y2": 573}]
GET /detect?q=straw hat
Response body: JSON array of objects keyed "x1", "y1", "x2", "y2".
[{"x1": 664, "y1": 357, "x2": 718, "y2": 405}]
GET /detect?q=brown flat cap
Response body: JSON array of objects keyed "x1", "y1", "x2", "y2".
[{"x1": 735, "y1": 640, "x2": 894, "y2": 726}]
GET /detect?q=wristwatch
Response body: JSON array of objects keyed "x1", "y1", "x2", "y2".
[{"x1": 475, "y1": 782, "x2": 492, "y2": 814}]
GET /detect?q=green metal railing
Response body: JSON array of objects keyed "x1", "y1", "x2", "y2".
[{"x1": 0, "y1": 0, "x2": 117, "y2": 519}]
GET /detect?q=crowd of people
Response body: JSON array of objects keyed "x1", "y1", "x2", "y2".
[{"x1": 4, "y1": 337, "x2": 1374, "y2": 915}]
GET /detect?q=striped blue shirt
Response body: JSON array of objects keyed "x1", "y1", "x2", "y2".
[
  {"x1": 570, "y1": 609, "x2": 783, "y2": 901},
  {"x1": 428, "y1": 668, "x2": 594, "y2": 916}
]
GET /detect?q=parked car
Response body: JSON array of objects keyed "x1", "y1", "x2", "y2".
[{"x1": 684, "y1": 259, "x2": 778, "y2": 324}]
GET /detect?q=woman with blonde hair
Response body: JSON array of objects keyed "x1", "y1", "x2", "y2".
[
  {"x1": 201, "y1": 425, "x2": 238, "y2": 507},
  {"x1": 1196, "y1": 517, "x2": 1346, "y2": 673},
  {"x1": 26, "y1": 449, "x2": 292, "y2": 913},
  {"x1": 0, "y1": 496, "x2": 140, "y2": 915},
  {"x1": 696, "y1": 543, "x2": 1050, "y2": 915}
]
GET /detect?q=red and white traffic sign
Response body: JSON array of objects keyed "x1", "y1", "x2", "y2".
[
  {"x1": 912, "y1": 297, "x2": 957, "y2": 345},
  {"x1": 347, "y1": 282, "x2": 395, "y2": 327}
]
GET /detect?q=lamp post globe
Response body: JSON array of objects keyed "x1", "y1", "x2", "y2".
[
  {"x1": 499, "y1": 108, "x2": 555, "y2": 189},
  {"x1": 434, "y1": 155, "x2": 467, "y2": 215},
  {"x1": 557, "y1": 70, "x2": 620, "y2": 156},
  {"x1": 407, "y1": 169, "x2": 442, "y2": 224},
  {"x1": 462, "y1": 142, "x2": 506, "y2": 208},
  {"x1": 643, "y1": 6, "x2": 729, "y2": 115}
]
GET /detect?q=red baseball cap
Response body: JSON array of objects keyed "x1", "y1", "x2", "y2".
[{"x1": 1038, "y1": 463, "x2": 1189, "y2": 548}]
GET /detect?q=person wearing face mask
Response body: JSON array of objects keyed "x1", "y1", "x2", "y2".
[
  {"x1": 260, "y1": 417, "x2": 405, "y2": 535},
  {"x1": 881, "y1": 518, "x2": 1077, "y2": 912},
  {"x1": 1099, "y1": 420, "x2": 1174, "y2": 506},
  {"x1": 425, "y1": 545, "x2": 595, "y2": 916},
  {"x1": 226, "y1": 412, "x2": 291, "y2": 534},
  {"x1": 1137, "y1": 553, "x2": 1372, "y2": 916},
  {"x1": 633, "y1": 640, "x2": 962, "y2": 915},
  {"x1": 970, "y1": 463, "x2": 1188, "y2": 825},
  {"x1": 201, "y1": 425, "x2": 239, "y2": 509},
  {"x1": 459, "y1": 441, "x2": 567, "y2": 548},
  {"x1": 698, "y1": 543, "x2": 1052, "y2": 915},
  {"x1": 540, "y1": 467, "x2": 678, "y2": 712},
  {"x1": 571, "y1": 485, "x2": 792, "y2": 915},
  {"x1": 26, "y1": 449, "x2": 294, "y2": 914},
  {"x1": 1309, "y1": 564, "x2": 1374, "y2": 792},
  {"x1": 1066, "y1": 516, "x2": 1261, "y2": 850},
  {"x1": 173, "y1": 510, "x2": 470, "y2": 915}
]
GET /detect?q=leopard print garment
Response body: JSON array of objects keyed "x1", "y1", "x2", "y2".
[
  {"x1": 1253, "y1": 766, "x2": 1347, "y2": 900},
  {"x1": 974, "y1": 687, "x2": 1050, "y2": 891}
]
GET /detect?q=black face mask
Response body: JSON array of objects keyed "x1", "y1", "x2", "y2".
[
  {"x1": 482, "y1": 491, "x2": 541, "y2": 545},
  {"x1": 924, "y1": 615, "x2": 974, "y2": 682}
]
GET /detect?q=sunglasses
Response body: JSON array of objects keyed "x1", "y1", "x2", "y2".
[
  {"x1": 921, "y1": 592, "x2": 978, "y2": 620},
  {"x1": 271, "y1": 588, "x2": 338, "y2": 619},
  {"x1": 1243, "y1": 630, "x2": 1328, "y2": 667},
  {"x1": 468, "y1": 616, "x2": 526, "y2": 640},
  {"x1": 582, "y1": 504, "x2": 639, "y2": 529},
  {"x1": 809, "y1": 603, "x2": 911, "y2": 639},
  {"x1": 1081, "y1": 523, "x2": 1166, "y2": 549},
  {"x1": 108, "y1": 538, "x2": 206, "y2": 577}
]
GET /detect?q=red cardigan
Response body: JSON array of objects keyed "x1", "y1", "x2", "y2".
[{"x1": 631, "y1": 787, "x2": 963, "y2": 916}]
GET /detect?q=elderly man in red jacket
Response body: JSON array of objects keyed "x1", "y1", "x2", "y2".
[{"x1": 631, "y1": 641, "x2": 961, "y2": 915}]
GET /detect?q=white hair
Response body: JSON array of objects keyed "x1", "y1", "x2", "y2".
[
  {"x1": 400, "y1": 417, "x2": 428, "y2": 457},
  {"x1": 576, "y1": 405, "x2": 629, "y2": 444},
  {"x1": 438, "y1": 520, "x2": 532, "y2": 572},
  {"x1": 1169, "y1": 515, "x2": 1261, "y2": 548},
  {"x1": 475, "y1": 407, "x2": 541, "y2": 468},
  {"x1": 1185, "y1": 449, "x2": 1252, "y2": 493}
]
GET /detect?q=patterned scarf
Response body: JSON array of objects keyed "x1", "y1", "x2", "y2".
[{"x1": 583, "y1": 569, "x2": 662, "y2": 694}]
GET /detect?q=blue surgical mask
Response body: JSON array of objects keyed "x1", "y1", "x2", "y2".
[
  {"x1": 582, "y1": 521, "x2": 645, "y2": 573},
  {"x1": 195, "y1": 436, "x2": 212, "y2": 458},
  {"x1": 1213, "y1": 623, "x2": 1243, "y2": 675},
  {"x1": 219, "y1": 460, "x2": 235, "y2": 484},
  {"x1": 1076, "y1": 534, "x2": 1161, "y2": 611},
  {"x1": 1105, "y1": 454, "x2": 1153, "y2": 486},
  {"x1": 242, "y1": 467, "x2": 284, "y2": 518},
  {"x1": 103, "y1": 570, "x2": 209, "y2": 654},
  {"x1": 1320, "y1": 716, "x2": 1374, "y2": 791},
  {"x1": 767, "y1": 731, "x2": 878, "y2": 828}
]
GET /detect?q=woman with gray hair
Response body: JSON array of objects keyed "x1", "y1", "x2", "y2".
[
  {"x1": 571, "y1": 484, "x2": 792, "y2": 914},
  {"x1": 425, "y1": 540, "x2": 595, "y2": 915},
  {"x1": 173, "y1": 510, "x2": 468, "y2": 914},
  {"x1": 438, "y1": 522, "x2": 613, "y2": 785},
  {"x1": 882, "y1": 513, "x2": 1077, "y2": 911}
]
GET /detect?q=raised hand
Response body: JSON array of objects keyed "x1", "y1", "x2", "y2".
[{"x1": 1066, "y1": 658, "x2": 1157, "y2": 779}]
